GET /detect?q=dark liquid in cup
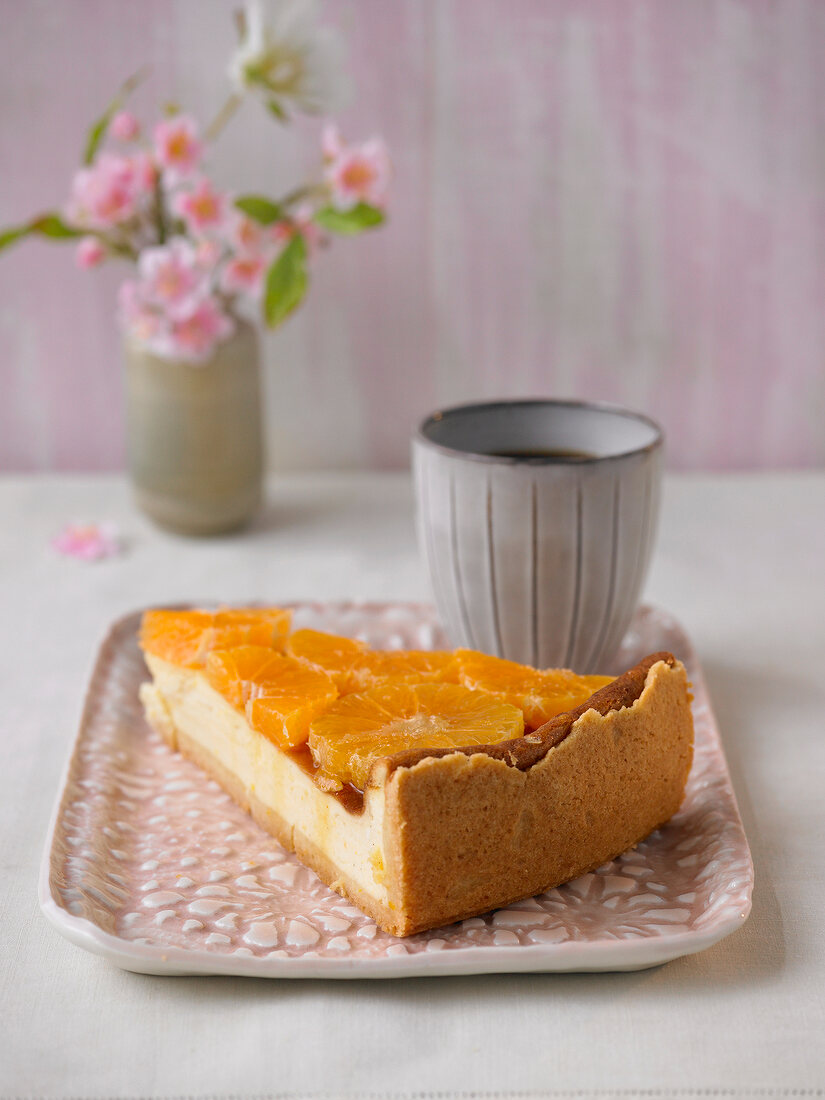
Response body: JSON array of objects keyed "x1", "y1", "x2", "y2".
[{"x1": 487, "y1": 448, "x2": 596, "y2": 460}]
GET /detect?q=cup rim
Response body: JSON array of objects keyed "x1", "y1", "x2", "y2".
[{"x1": 414, "y1": 398, "x2": 664, "y2": 465}]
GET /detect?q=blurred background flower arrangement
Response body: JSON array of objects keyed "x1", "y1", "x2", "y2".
[
  {"x1": 0, "y1": 0, "x2": 390, "y2": 362},
  {"x1": 0, "y1": 0, "x2": 390, "y2": 535},
  {"x1": 2, "y1": 1, "x2": 821, "y2": 484}
]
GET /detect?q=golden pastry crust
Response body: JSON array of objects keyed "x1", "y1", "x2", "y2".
[{"x1": 380, "y1": 655, "x2": 693, "y2": 935}]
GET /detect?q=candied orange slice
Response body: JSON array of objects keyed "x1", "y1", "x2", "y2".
[
  {"x1": 140, "y1": 609, "x2": 214, "y2": 666},
  {"x1": 140, "y1": 607, "x2": 291, "y2": 668},
  {"x1": 308, "y1": 682, "x2": 524, "y2": 790},
  {"x1": 455, "y1": 649, "x2": 614, "y2": 730},
  {"x1": 206, "y1": 608, "x2": 291, "y2": 654},
  {"x1": 206, "y1": 646, "x2": 337, "y2": 749},
  {"x1": 349, "y1": 650, "x2": 459, "y2": 692},
  {"x1": 288, "y1": 629, "x2": 457, "y2": 694},
  {"x1": 246, "y1": 662, "x2": 338, "y2": 751},
  {"x1": 205, "y1": 645, "x2": 290, "y2": 709},
  {"x1": 287, "y1": 629, "x2": 370, "y2": 692}
]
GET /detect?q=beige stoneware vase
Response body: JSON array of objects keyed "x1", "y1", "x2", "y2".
[{"x1": 124, "y1": 319, "x2": 264, "y2": 536}]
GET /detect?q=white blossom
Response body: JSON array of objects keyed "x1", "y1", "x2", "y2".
[{"x1": 229, "y1": 0, "x2": 349, "y2": 117}]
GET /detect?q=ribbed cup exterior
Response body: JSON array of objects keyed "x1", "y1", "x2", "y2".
[{"x1": 413, "y1": 412, "x2": 662, "y2": 674}]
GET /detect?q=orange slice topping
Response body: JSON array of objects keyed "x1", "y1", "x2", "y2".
[
  {"x1": 140, "y1": 607, "x2": 291, "y2": 668},
  {"x1": 455, "y1": 649, "x2": 613, "y2": 730},
  {"x1": 247, "y1": 664, "x2": 338, "y2": 751},
  {"x1": 205, "y1": 645, "x2": 290, "y2": 709},
  {"x1": 207, "y1": 608, "x2": 291, "y2": 654},
  {"x1": 142, "y1": 608, "x2": 615, "y2": 789},
  {"x1": 140, "y1": 609, "x2": 215, "y2": 666},
  {"x1": 286, "y1": 628, "x2": 370, "y2": 692},
  {"x1": 288, "y1": 629, "x2": 457, "y2": 694},
  {"x1": 308, "y1": 682, "x2": 524, "y2": 790},
  {"x1": 205, "y1": 646, "x2": 337, "y2": 750},
  {"x1": 349, "y1": 649, "x2": 459, "y2": 692}
]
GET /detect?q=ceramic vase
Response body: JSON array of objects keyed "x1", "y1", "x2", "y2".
[{"x1": 124, "y1": 318, "x2": 264, "y2": 536}]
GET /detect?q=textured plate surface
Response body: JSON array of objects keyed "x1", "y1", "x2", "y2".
[{"x1": 40, "y1": 602, "x2": 753, "y2": 977}]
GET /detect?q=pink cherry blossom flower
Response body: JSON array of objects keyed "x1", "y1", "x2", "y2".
[
  {"x1": 111, "y1": 111, "x2": 141, "y2": 142},
  {"x1": 75, "y1": 237, "x2": 105, "y2": 269},
  {"x1": 194, "y1": 236, "x2": 223, "y2": 271},
  {"x1": 153, "y1": 115, "x2": 203, "y2": 181},
  {"x1": 137, "y1": 238, "x2": 205, "y2": 312},
  {"x1": 326, "y1": 137, "x2": 390, "y2": 211},
  {"x1": 167, "y1": 297, "x2": 234, "y2": 362},
  {"x1": 220, "y1": 252, "x2": 267, "y2": 298},
  {"x1": 129, "y1": 150, "x2": 158, "y2": 193},
  {"x1": 172, "y1": 177, "x2": 228, "y2": 235},
  {"x1": 227, "y1": 211, "x2": 267, "y2": 255},
  {"x1": 269, "y1": 202, "x2": 322, "y2": 253},
  {"x1": 119, "y1": 259, "x2": 233, "y2": 361},
  {"x1": 52, "y1": 522, "x2": 122, "y2": 562},
  {"x1": 118, "y1": 280, "x2": 166, "y2": 348},
  {"x1": 67, "y1": 153, "x2": 145, "y2": 229}
]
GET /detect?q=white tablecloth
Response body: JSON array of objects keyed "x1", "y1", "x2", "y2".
[{"x1": 1, "y1": 471, "x2": 823, "y2": 1098}]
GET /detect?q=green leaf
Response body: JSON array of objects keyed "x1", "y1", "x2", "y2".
[
  {"x1": 0, "y1": 223, "x2": 31, "y2": 252},
  {"x1": 235, "y1": 195, "x2": 284, "y2": 225},
  {"x1": 83, "y1": 67, "x2": 149, "y2": 165},
  {"x1": 314, "y1": 203, "x2": 385, "y2": 235},
  {"x1": 83, "y1": 114, "x2": 111, "y2": 167},
  {"x1": 31, "y1": 214, "x2": 83, "y2": 239},
  {"x1": 264, "y1": 234, "x2": 308, "y2": 328},
  {"x1": 0, "y1": 213, "x2": 83, "y2": 254}
]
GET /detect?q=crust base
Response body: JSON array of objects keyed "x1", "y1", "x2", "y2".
[{"x1": 382, "y1": 658, "x2": 694, "y2": 935}]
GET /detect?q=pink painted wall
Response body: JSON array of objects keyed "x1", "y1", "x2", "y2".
[{"x1": 1, "y1": 0, "x2": 824, "y2": 472}]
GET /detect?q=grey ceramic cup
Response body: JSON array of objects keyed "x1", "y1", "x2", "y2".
[{"x1": 412, "y1": 399, "x2": 664, "y2": 673}]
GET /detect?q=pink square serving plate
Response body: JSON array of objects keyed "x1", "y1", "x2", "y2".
[{"x1": 40, "y1": 601, "x2": 753, "y2": 978}]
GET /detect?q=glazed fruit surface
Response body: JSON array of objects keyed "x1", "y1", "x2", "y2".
[{"x1": 141, "y1": 607, "x2": 612, "y2": 791}]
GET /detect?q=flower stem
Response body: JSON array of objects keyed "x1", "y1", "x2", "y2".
[
  {"x1": 205, "y1": 93, "x2": 243, "y2": 142},
  {"x1": 109, "y1": 241, "x2": 140, "y2": 262},
  {"x1": 277, "y1": 182, "x2": 325, "y2": 210},
  {"x1": 89, "y1": 230, "x2": 138, "y2": 263},
  {"x1": 153, "y1": 175, "x2": 167, "y2": 244}
]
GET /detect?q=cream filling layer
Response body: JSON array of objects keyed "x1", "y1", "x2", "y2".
[{"x1": 143, "y1": 655, "x2": 389, "y2": 907}]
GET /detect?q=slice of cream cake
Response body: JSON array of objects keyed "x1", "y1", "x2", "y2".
[{"x1": 138, "y1": 607, "x2": 694, "y2": 937}]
